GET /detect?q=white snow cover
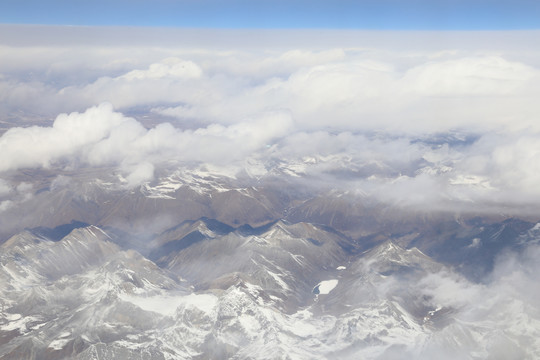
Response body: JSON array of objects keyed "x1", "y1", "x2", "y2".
[
  {"x1": 119, "y1": 292, "x2": 218, "y2": 317},
  {"x1": 48, "y1": 338, "x2": 72, "y2": 350},
  {"x1": 0, "y1": 314, "x2": 41, "y2": 333},
  {"x1": 316, "y1": 279, "x2": 339, "y2": 295}
]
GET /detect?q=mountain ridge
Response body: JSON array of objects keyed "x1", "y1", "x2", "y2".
[{"x1": 2, "y1": 219, "x2": 539, "y2": 359}]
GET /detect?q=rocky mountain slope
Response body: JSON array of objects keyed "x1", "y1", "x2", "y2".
[{"x1": 1, "y1": 216, "x2": 539, "y2": 359}]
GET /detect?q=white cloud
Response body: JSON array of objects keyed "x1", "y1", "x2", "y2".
[
  {"x1": 145, "y1": 54, "x2": 540, "y2": 136},
  {"x1": 16, "y1": 182, "x2": 32, "y2": 193},
  {"x1": 55, "y1": 58, "x2": 206, "y2": 110},
  {"x1": 402, "y1": 56, "x2": 537, "y2": 97},
  {"x1": 0, "y1": 103, "x2": 292, "y2": 187},
  {"x1": 0, "y1": 200, "x2": 14, "y2": 212},
  {"x1": 0, "y1": 103, "x2": 128, "y2": 171},
  {"x1": 0, "y1": 179, "x2": 12, "y2": 197},
  {"x1": 366, "y1": 242, "x2": 540, "y2": 359},
  {"x1": 120, "y1": 57, "x2": 202, "y2": 80},
  {"x1": 50, "y1": 175, "x2": 71, "y2": 191},
  {"x1": 122, "y1": 162, "x2": 155, "y2": 189},
  {"x1": 0, "y1": 180, "x2": 33, "y2": 212},
  {"x1": 1, "y1": 28, "x2": 540, "y2": 212}
]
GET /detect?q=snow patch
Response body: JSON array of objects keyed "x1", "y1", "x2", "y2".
[
  {"x1": 4, "y1": 313, "x2": 22, "y2": 321},
  {"x1": 1, "y1": 314, "x2": 42, "y2": 333},
  {"x1": 48, "y1": 337, "x2": 72, "y2": 350},
  {"x1": 314, "y1": 279, "x2": 339, "y2": 295},
  {"x1": 238, "y1": 313, "x2": 261, "y2": 333},
  {"x1": 119, "y1": 292, "x2": 218, "y2": 317},
  {"x1": 266, "y1": 269, "x2": 290, "y2": 291},
  {"x1": 290, "y1": 254, "x2": 305, "y2": 265}
]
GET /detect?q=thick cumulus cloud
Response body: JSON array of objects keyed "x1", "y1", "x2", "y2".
[
  {"x1": 0, "y1": 103, "x2": 129, "y2": 171},
  {"x1": 56, "y1": 57, "x2": 205, "y2": 110},
  {"x1": 0, "y1": 103, "x2": 292, "y2": 187},
  {"x1": 1, "y1": 28, "x2": 540, "y2": 212}
]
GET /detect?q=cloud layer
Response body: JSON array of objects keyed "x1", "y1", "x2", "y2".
[{"x1": 1, "y1": 27, "x2": 540, "y2": 213}]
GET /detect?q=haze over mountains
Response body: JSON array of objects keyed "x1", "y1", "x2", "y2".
[{"x1": 1, "y1": 26, "x2": 540, "y2": 359}]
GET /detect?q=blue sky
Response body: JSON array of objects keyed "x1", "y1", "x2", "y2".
[{"x1": 1, "y1": 0, "x2": 539, "y2": 30}]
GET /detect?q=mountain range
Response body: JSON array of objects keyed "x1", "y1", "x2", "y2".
[{"x1": 1, "y1": 165, "x2": 540, "y2": 359}]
